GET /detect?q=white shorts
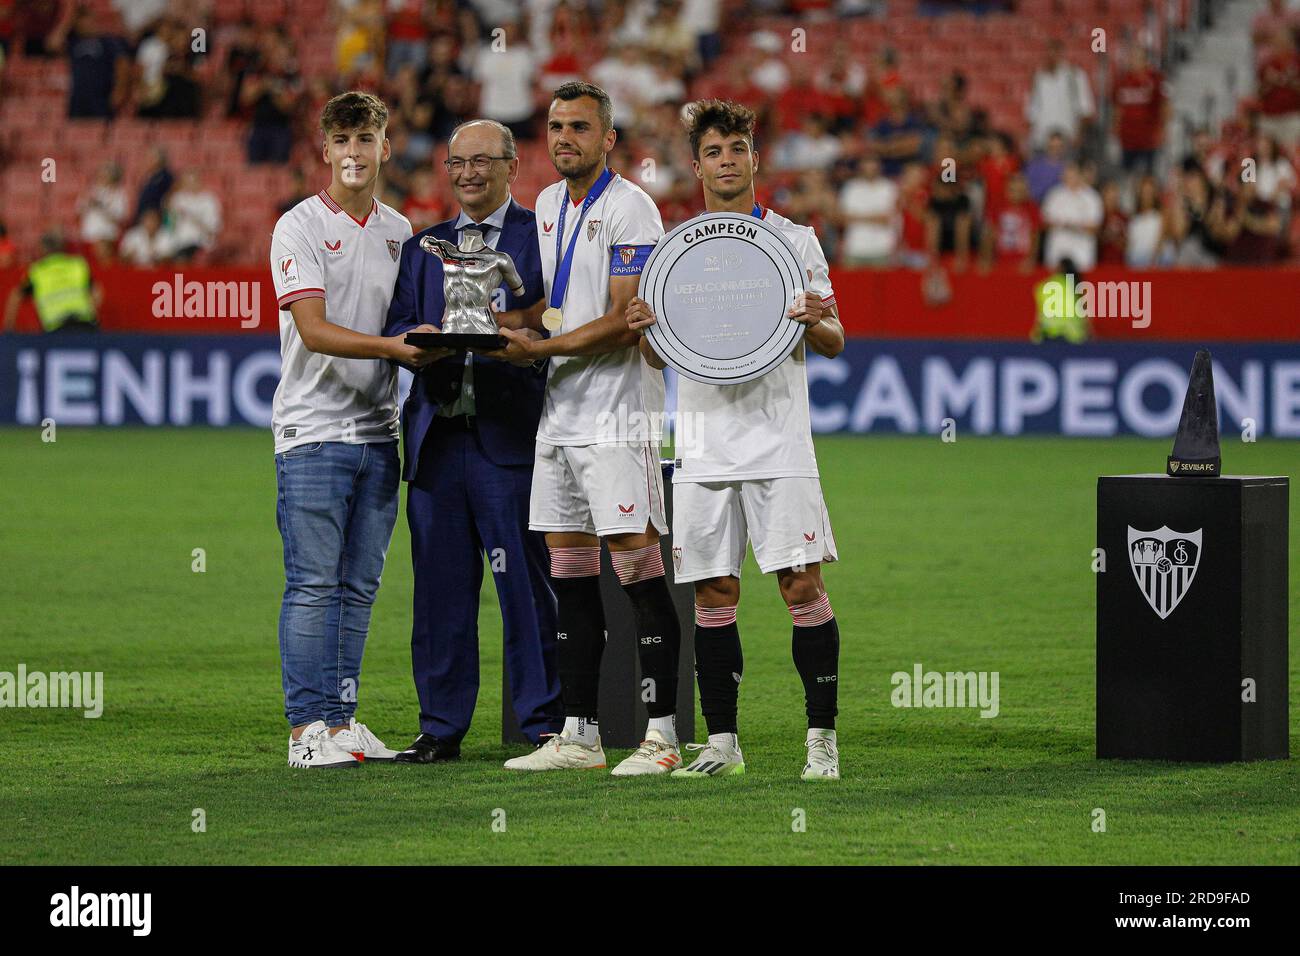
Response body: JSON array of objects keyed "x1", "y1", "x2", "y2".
[
  {"x1": 670, "y1": 477, "x2": 838, "y2": 582},
  {"x1": 529, "y1": 441, "x2": 668, "y2": 537}
]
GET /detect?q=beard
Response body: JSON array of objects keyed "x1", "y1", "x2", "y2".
[{"x1": 556, "y1": 150, "x2": 602, "y2": 182}]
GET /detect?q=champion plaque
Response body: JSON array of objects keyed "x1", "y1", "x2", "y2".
[{"x1": 640, "y1": 212, "x2": 806, "y2": 385}]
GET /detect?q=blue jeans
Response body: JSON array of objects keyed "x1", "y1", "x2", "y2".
[{"x1": 275, "y1": 440, "x2": 400, "y2": 727}]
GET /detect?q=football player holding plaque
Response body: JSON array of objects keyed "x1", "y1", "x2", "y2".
[
  {"x1": 626, "y1": 100, "x2": 846, "y2": 782},
  {"x1": 638, "y1": 210, "x2": 808, "y2": 385}
]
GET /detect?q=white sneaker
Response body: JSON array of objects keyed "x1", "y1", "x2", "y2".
[
  {"x1": 330, "y1": 718, "x2": 398, "y2": 762},
  {"x1": 610, "y1": 729, "x2": 681, "y2": 776},
  {"x1": 802, "y1": 729, "x2": 840, "y2": 781},
  {"x1": 502, "y1": 733, "x2": 606, "y2": 771},
  {"x1": 287, "y1": 720, "x2": 359, "y2": 770},
  {"x1": 670, "y1": 734, "x2": 746, "y2": 778}
]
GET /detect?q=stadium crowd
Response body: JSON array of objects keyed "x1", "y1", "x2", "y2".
[{"x1": 0, "y1": 0, "x2": 1297, "y2": 270}]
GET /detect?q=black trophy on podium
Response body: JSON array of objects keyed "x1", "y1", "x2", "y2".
[
  {"x1": 1166, "y1": 349, "x2": 1221, "y2": 477},
  {"x1": 1096, "y1": 349, "x2": 1289, "y2": 761}
]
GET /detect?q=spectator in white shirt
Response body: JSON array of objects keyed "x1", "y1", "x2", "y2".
[
  {"x1": 680, "y1": 0, "x2": 722, "y2": 65},
  {"x1": 136, "y1": 25, "x2": 169, "y2": 94},
  {"x1": 591, "y1": 43, "x2": 658, "y2": 128},
  {"x1": 469, "y1": 20, "x2": 536, "y2": 136},
  {"x1": 1027, "y1": 39, "x2": 1095, "y2": 150},
  {"x1": 79, "y1": 162, "x2": 130, "y2": 262},
  {"x1": 1125, "y1": 175, "x2": 1165, "y2": 267},
  {"x1": 112, "y1": 0, "x2": 168, "y2": 39},
  {"x1": 1042, "y1": 163, "x2": 1103, "y2": 270},
  {"x1": 643, "y1": 58, "x2": 687, "y2": 107},
  {"x1": 839, "y1": 155, "x2": 898, "y2": 265},
  {"x1": 749, "y1": 31, "x2": 790, "y2": 95},
  {"x1": 773, "y1": 114, "x2": 842, "y2": 171},
  {"x1": 119, "y1": 209, "x2": 176, "y2": 267},
  {"x1": 1254, "y1": 133, "x2": 1296, "y2": 208},
  {"x1": 167, "y1": 170, "x2": 222, "y2": 262}
]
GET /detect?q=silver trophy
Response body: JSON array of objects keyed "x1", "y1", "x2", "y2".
[{"x1": 410, "y1": 229, "x2": 526, "y2": 351}]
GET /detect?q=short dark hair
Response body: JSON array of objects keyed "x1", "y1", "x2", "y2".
[
  {"x1": 319, "y1": 91, "x2": 389, "y2": 137},
  {"x1": 551, "y1": 81, "x2": 613, "y2": 132},
  {"x1": 683, "y1": 99, "x2": 756, "y2": 159}
]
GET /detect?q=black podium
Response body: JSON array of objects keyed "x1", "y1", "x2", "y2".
[
  {"x1": 502, "y1": 479, "x2": 696, "y2": 748},
  {"x1": 1096, "y1": 475, "x2": 1289, "y2": 762}
]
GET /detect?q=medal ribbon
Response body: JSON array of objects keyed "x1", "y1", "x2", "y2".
[{"x1": 549, "y1": 167, "x2": 615, "y2": 311}]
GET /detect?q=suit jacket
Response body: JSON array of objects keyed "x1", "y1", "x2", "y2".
[{"x1": 384, "y1": 198, "x2": 546, "y2": 479}]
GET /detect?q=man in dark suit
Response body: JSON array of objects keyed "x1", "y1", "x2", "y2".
[{"x1": 384, "y1": 119, "x2": 561, "y2": 762}]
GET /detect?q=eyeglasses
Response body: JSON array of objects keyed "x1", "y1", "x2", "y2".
[{"x1": 444, "y1": 155, "x2": 510, "y2": 174}]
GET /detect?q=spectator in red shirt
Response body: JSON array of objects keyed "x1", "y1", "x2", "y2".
[
  {"x1": 1252, "y1": 0, "x2": 1300, "y2": 62},
  {"x1": 1113, "y1": 46, "x2": 1169, "y2": 176},
  {"x1": 1257, "y1": 29, "x2": 1300, "y2": 146},
  {"x1": 0, "y1": 1, "x2": 15, "y2": 59},
  {"x1": 980, "y1": 172, "x2": 1039, "y2": 272},
  {"x1": 0, "y1": 220, "x2": 17, "y2": 268},
  {"x1": 12, "y1": 0, "x2": 67, "y2": 58},
  {"x1": 1097, "y1": 180, "x2": 1128, "y2": 265},
  {"x1": 897, "y1": 162, "x2": 931, "y2": 269},
  {"x1": 875, "y1": 46, "x2": 903, "y2": 91},
  {"x1": 815, "y1": 61, "x2": 862, "y2": 134},
  {"x1": 387, "y1": 0, "x2": 430, "y2": 77},
  {"x1": 978, "y1": 131, "x2": 1019, "y2": 219},
  {"x1": 402, "y1": 169, "x2": 447, "y2": 233}
]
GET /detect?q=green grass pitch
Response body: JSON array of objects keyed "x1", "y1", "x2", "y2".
[{"x1": 1, "y1": 427, "x2": 1297, "y2": 865}]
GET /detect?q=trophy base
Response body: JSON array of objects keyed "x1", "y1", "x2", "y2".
[{"x1": 406, "y1": 332, "x2": 506, "y2": 352}]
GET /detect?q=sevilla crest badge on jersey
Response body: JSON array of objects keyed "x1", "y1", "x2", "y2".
[
  {"x1": 587, "y1": 219, "x2": 601, "y2": 241},
  {"x1": 387, "y1": 239, "x2": 400, "y2": 261}
]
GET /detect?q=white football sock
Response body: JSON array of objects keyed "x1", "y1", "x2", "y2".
[
  {"x1": 563, "y1": 715, "x2": 600, "y2": 746},
  {"x1": 807, "y1": 727, "x2": 837, "y2": 743},
  {"x1": 647, "y1": 714, "x2": 677, "y2": 745},
  {"x1": 708, "y1": 732, "x2": 739, "y2": 752}
]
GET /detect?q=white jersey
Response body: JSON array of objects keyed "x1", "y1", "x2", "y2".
[
  {"x1": 268, "y1": 189, "x2": 412, "y2": 454},
  {"x1": 673, "y1": 206, "x2": 836, "y2": 483},
  {"x1": 535, "y1": 172, "x2": 666, "y2": 445}
]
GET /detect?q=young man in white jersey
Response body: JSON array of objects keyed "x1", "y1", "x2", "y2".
[
  {"x1": 269, "y1": 91, "x2": 442, "y2": 769},
  {"x1": 489, "y1": 82, "x2": 684, "y2": 775},
  {"x1": 626, "y1": 100, "x2": 846, "y2": 781}
]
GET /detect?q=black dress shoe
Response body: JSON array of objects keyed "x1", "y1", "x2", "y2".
[{"x1": 394, "y1": 734, "x2": 461, "y2": 763}]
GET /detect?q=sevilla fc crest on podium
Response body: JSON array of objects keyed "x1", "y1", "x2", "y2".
[{"x1": 1127, "y1": 526, "x2": 1202, "y2": 620}]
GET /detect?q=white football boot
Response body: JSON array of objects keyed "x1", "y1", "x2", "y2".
[
  {"x1": 670, "y1": 734, "x2": 746, "y2": 778},
  {"x1": 503, "y1": 733, "x2": 606, "y2": 771},
  {"x1": 330, "y1": 718, "x2": 399, "y2": 762},
  {"x1": 287, "y1": 720, "x2": 359, "y2": 769},
  {"x1": 801, "y1": 729, "x2": 840, "y2": 781},
  {"x1": 610, "y1": 729, "x2": 682, "y2": 776}
]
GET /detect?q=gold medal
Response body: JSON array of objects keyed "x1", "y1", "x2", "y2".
[{"x1": 542, "y1": 307, "x2": 563, "y2": 332}]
